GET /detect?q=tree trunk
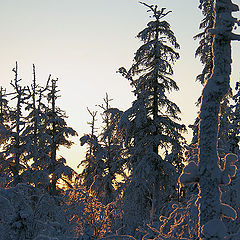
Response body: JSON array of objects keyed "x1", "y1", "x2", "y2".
[{"x1": 198, "y1": 0, "x2": 239, "y2": 237}]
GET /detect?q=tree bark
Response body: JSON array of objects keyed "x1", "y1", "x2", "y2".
[{"x1": 198, "y1": 0, "x2": 239, "y2": 234}]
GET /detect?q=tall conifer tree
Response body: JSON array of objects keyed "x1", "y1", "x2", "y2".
[
  {"x1": 1, "y1": 62, "x2": 30, "y2": 185},
  {"x1": 80, "y1": 96, "x2": 125, "y2": 203},
  {"x1": 119, "y1": 2, "x2": 186, "y2": 235},
  {"x1": 194, "y1": 0, "x2": 215, "y2": 85},
  {"x1": 46, "y1": 78, "x2": 77, "y2": 195}
]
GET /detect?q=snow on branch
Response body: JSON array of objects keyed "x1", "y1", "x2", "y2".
[{"x1": 179, "y1": 161, "x2": 199, "y2": 185}]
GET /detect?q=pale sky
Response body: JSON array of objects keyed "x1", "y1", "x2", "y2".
[{"x1": 1, "y1": 0, "x2": 240, "y2": 171}]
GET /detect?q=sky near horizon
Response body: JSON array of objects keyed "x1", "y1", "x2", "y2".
[{"x1": 1, "y1": 0, "x2": 240, "y2": 171}]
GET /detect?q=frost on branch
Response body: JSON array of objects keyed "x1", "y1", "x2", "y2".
[{"x1": 140, "y1": 195, "x2": 200, "y2": 239}]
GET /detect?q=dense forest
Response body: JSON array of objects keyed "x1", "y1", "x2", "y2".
[{"x1": 1, "y1": 0, "x2": 240, "y2": 239}]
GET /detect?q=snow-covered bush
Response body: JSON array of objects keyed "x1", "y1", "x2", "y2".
[{"x1": 0, "y1": 183, "x2": 72, "y2": 240}]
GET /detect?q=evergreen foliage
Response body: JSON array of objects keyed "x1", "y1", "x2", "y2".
[
  {"x1": 1, "y1": 0, "x2": 240, "y2": 239},
  {"x1": 1, "y1": 62, "x2": 30, "y2": 185},
  {"x1": 0, "y1": 64, "x2": 77, "y2": 193},
  {"x1": 80, "y1": 95, "x2": 125, "y2": 204},
  {"x1": 119, "y1": 2, "x2": 186, "y2": 235},
  {"x1": 45, "y1": 78, "x2": 77, "y2": 195},
  {"x1": 194, "y1": 0, "x2": 215, "y2": 85},
  {"x1": 79, "y1": 108, "x2": 105, "y2": 197}
]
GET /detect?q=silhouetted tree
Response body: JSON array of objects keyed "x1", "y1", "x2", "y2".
[
  {"x1": 119, "y1": 2, "x2": 186, "y2": 235},
  {"x1": 46, "y1": 78, "x2": 77, "y2": 195},
  {"x1": 1, "y1": 62, "x2": 30, "y2": 185}
]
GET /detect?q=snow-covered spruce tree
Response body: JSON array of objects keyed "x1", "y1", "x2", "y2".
[
  {"x1": 97, "y1": 93, "x2": 125, "y2": 204},
  {"x1": 0, "y1": 87, "x2": 12, "y2": 187},
  {"x1": 180, "y1": 0, "x2": 240, "y2": 238},
  {"x1": 190, "y1": 0, "x2": 215, "y2": 153},
  {"x1": 119, "y1": 2, "x2": 186, "y2": 235},
  {"x1": 0, "y1": 87, "x2": 10, "y2": 141},
  {"x1": 0, "y1": 62, "x2": 30, "y2": 185},
  {"x1": 45, "y1": 78, "x2": 77, "y2": 195},
  {"x1": 0, "y1": 66, "x2": 78, "y2": 239},
  {"x1": 80, "y1": 98, "x2": 125, "y2": 205},
  {"x1": 187, "y1": 0, "x2": 235, "y2": 203},
  {"x1": 80, "y1": 108, "x2": 106, "y2": 198},
  {"x1": 23, "y1": 65, "x2": 46, "y2": 165},
  {"x1": 189, "y1": 0, "x2": 215, "y2": 153},
  {"x1": 20, "y1": 66, "x2": 51, "y2": 189},
  {"x1": 194, "y1": 0, "x2": 215, "y2": 85},
  {"x1": 192, "y1": 0, "x2": 233, "y2": 154}
]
